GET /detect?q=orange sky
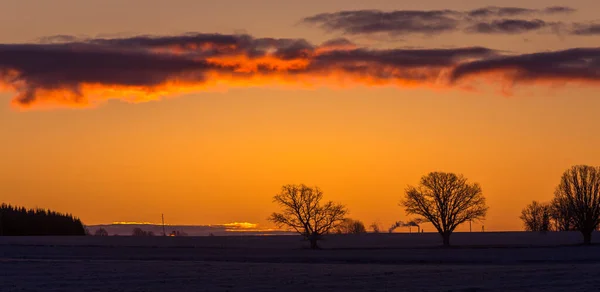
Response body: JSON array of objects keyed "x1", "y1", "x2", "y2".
[{"x1": 1, "y1": 0, "x2": 600, "y2": 232}]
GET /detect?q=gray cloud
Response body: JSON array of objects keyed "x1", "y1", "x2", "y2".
[
  {"x1": 302, "y1": 6, "x2": 576, "y2": 36},
  {"x1": 466, "y1": 19, "x2": 549, "y2": 34},
  {"x1": 307, "y1": 47, "x2": 495, "y2": 82},
  {"x1": 303, "y1": 10, "x2": 461, "y2": 35},
  {"x1": 467, "y1": 6, "x2": 536, "y2": 18},
  {"x1": 571, "y1": 24, "x2": 600, "y2": 35},
  {"x1": 313, "y1": 47, "x2": 494, "y2": 68},
  {"x1": 544, "y1": 6, "x2": 577, "y2": 14},
  {"x1": 319, "y1": 37, "x2": 356, "y2": 48},
  {"x1": 451, "y1": 48, "x2": 600, "y2": 84}
]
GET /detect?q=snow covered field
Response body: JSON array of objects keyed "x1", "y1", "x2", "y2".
[{"x1": 2, "y1": 232, "x2": 599, "y2": 291}]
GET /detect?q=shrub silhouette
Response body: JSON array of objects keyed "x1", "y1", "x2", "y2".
[
  {"x1": 336, "y1": 218, "x2": 367, "y2": 234},
  {"x1": 0, "y1": 203, "x2": 85, "y2": 236}
]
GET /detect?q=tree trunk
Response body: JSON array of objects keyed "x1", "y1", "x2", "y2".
[
  {"x1": 309, "y1": 237, "x2": 319, "y2": 249},
  {"x1": 441, "y1": 231, "x2": 451, "y2": 247},
  {"x1": 582, "y1": 230, "x2": 593, "y2": 245}
]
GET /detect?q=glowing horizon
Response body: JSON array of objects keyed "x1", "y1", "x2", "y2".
[{"x1": 109, "y1": 221, "x2": 261, "y2": 229}]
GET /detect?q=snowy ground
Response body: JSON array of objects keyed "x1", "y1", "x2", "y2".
[{"x1": 1, "y1": 232, "x2": 600, "y2": 291}]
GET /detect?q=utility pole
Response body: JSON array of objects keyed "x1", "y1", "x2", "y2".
[
  {"x1": 469, "y1": 220, "x2": 472, "y2": 232},
  {"x1": 161, "y1": 214, "x2": 166, "y2": 236}
]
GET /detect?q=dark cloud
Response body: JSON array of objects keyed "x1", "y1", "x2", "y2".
[
  {"x1": 313, "y1": 47, "x2": 494, "y2": 68},
  {"x1": 90, "y1": 33, "x2": 243, "y2": 48},
  {"x1": 544, "y1": 6, "x2": 576, "y2": 14},
  {"x1": 307, "y1": 47, "x2": 496, "y2": 81},
  {"x1": 0, "y1": 33, "x2": 321, "y2": 106},
  {"x1": 450, "y1": 48, "x2": 600, "y2": 84},
  {"x1": 2, "y1": 32, "x2": 599, "y2": 109},
  {"x1": 302, "y1": 6, "x2": 576, "y2": 36},
  {"x1": 466, "y1": 6, "x2": 574, "y2": 17},
  {"x1": 466, "y1": 19, "x2": 548, "y2": 34},
  {"x1": 0, "y1": 33, "x2": 499, "y2": 107},
  {"x1": 466, "y1": 6, "x2": 535, "y2": 18},
  {"x1": 0, "y1": 43, "x2": 229, "y2": 105},
  {"x1": 571, "y1": 24, "x2": 600, "y2": 35},
  {"x1": 303, "y1": 10, "x2": 461, "y2": 35},
  {"x1": 37, "y1": 35, "x2": 80, "y2": 44},
  {"x1": 51, "y1": 33, "x2": 317, "y2": 59},
  {"x1": 319, "y1": 38, "x2": 356, "y2": 48}
]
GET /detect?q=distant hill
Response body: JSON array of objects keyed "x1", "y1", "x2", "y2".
[
  {"x1": 0, "y1": 204, "x2": 86, "y2": 236},
  {"x1": 87, "y1": 223, "x2": 295, "y2": 236}
]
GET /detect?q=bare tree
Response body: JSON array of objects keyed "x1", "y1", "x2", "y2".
[
  {"x1": 336, "y1": 218, "x2": 367, "y2": 234},
  {"x1": 401, "y1": 172, "x2": 488, "y2": 246},
  {"x1": 132, "y1": 228, "x2": 145, "y2": 236},
  {"x1": 94, "y1": 228, "x2": 109, "y2": 236},
  {"x1": 369, "y1": 222, "x2": 381, "y2": 233},
  {"x1": 132, "y1": 227, "x2": 155, "y2": 237},
  {"x1": 550, "y1": 196, "x2": 575, "y2": 231},
  {"x1": 268, "y1": 184, "x2": 347, "y2": 249},
  {"x1": 553, "y1": 165, "x2": 600, "y2": 244},
  {"x1": 520, "y1": 201, "x2": 552, "y2": 232}
]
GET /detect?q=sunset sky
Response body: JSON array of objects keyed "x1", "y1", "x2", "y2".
[{"x1": 1, "y1": 0, "x2": 600, "y2": 232}]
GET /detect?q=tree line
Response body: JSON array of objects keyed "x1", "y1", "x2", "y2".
[
  {"x1": 0, "y1": 204, "x2": 86, "y2": 236},
  {"x1": 270, "y1": 165, "x2": 600, "y2": 249},
  {"x1": 269, "y1": 171, "x2": 487, "y2": 248},
  {"x1": 3, "y1": 164, "x2": 598, "y2": 247},
  {"x1": 520, "y1": 165, "x2": 600, "y2": 244}
]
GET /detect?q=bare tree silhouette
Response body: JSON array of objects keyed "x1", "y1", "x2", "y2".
[
  {"x1": 520, "y1": 201, "x2": 552, "y2": 232},
  {"x1": 553, "y1": 165, "x2": 600, "y2": 244},
  {"x1": 336, "y1": 218, "x2": 367, "y2": 234},
  {"x1": 551, "y1": 196, "x2": 575, "y2": 231},
  {"x1": 369, "y1": 222, "x2": 381, "y2": 233},
  {"x1": 401, "y1": 172, "x2": 488, "y2": 246},
  {"x1": 268, "y1": 184, "x2": 347, "y2": 249},
  {"x1": 94, "y1": 228, "x2": 109, "y2": 236},
  {"x1": 132, "y1": 227, "x2": 155, "y2": 237}
]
